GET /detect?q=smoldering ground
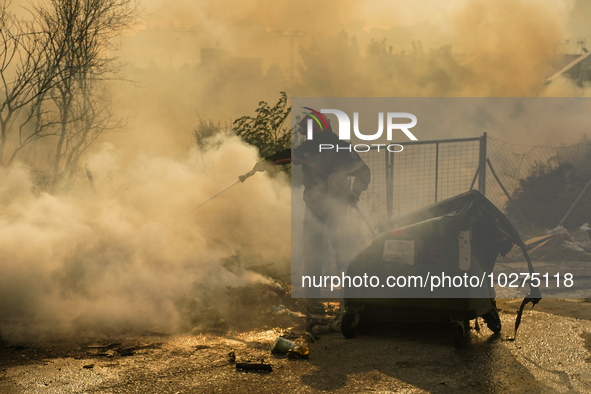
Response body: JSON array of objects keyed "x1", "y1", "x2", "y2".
[{"x1": 0, "y1": 134, "x2": 291, "y2": 340}]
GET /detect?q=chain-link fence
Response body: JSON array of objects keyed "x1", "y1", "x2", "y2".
[
  {"x1": 358, "y1": 134, "x2": 591, "y2": 230},
  {"x1": 358, "y1": 135, "x2": 485, "y2": 226},
  {"x1": 486, "y1": 137, "x2": 591, "y2": 210}
]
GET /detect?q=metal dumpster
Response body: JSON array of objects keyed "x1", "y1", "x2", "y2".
[{"x1": 342, "y1": 190, "x2": 540, "y2": 345}]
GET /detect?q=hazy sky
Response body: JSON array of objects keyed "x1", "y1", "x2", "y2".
[
  {"x1": 6, "y1": 0, "x2": 590, "y2": 150},
  {"x1": 128, "y1": 0, "x2": 580, "y2": 61}
]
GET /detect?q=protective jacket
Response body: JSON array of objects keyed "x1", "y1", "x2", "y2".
[{"x1": 266, "y1": 131, "x2": 370, "y2": 218}]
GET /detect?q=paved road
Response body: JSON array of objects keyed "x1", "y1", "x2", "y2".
[{"x1": 1, "y1": 298, "x2": 591, "y2": 393}]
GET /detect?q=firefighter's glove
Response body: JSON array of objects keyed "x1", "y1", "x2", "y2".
[
  {"x1": 347, "y1": 191, "x2": 360, "y2": 206},
  {"x1": 253, "y1": 159, "x2": 270, "y2": 172}
]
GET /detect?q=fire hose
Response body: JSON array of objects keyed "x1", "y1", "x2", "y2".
[
  {"x1": 172, "y1": 159, "x2": 376, "y2": 238},
  {"x1": 170, "y1": 169, "x2": 256, "y2": 227}
]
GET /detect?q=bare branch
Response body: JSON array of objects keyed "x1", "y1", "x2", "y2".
[{"x1": 0, "y1": 0, "x2": 138, "y2": 180}]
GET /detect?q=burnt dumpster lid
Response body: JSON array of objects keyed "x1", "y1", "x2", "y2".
[{"x1": 377, "y1": 190, "x2": 526, "y2": 248}]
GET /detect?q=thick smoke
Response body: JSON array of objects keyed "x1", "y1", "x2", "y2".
[
  {"x1": 112, "y1": 0, "x2": 585, "y2": 154},
  {"x1": 2, "y1": 0, "x2": 589, "y2": 340},
  {"x1": 452, "y1": 0, "x2": 570, "y2": 96},
  {"x1": 0, "y1": 135, "x2": 290, "y2": 340}
]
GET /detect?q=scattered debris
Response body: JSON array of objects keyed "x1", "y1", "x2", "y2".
[
  {"x1": 287, "y1": 346, "x2": 309, "y2": 359},
  {"x1": 279, "y1": 330, "x2": 300, "y2": 340},
  {"x1": 306, "y1": 301, "x2": 326, "y2": 316},
  {"x1": 179, "y1": 280, "x2": 294, "y2": 335},
  {"x1": 117, "y1": 348, "x2": 135, "y2": 357},
  {"x1": 302, "y1": 332, "x2": 317, "y2": 343},
  {"x1": 306, "y1": 316, "x2": 342, "y2": 337},
  {"x1": 273, "y1": 305, "x2": 304, "y2": 319},
  {"x1": 87, "y1": 343, "x2": 120, "y2": 350},
  {"x1": 271, "y1": 337, "x2": 295, "y2": 354},
  {"x1": 564, "y1": 240, "x2": 585, "y2": 253},
  {"x1": 235, "y1": 362, "x2": 273, "y2": 372},
  {"x1": 547, "y1": 226, "x2": 569, "y2": 236},
  {"x1": 227, "y1": 351, "x2": 236, "y2": 364},
  {"x1": 87, "y1": 342, "x2": 162, "y2": 358},
  {"x1": 524, "y1": 234, "x2": 556, "y2": 252},
  {"x1": 513, "y1": 225, "x2": 591, "y2": 261}
]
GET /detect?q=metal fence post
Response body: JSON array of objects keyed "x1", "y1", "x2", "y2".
[
  {"x1": 435, "y1": 142, "x2": 439, "y2": 203},
  {"x1": 478, "y1": 132, "x2": 487, "y2": 195}
]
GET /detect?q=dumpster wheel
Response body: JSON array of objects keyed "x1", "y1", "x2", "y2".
[
  {"x1": 451, "y1": 319, "x2": 470, "y2": 347},
  {"x1": 341, "y1": 312, "x2": 361, "y2": 339},
  {"x1": 482, "y1": 309, "x2": 502, "y2": 334}
]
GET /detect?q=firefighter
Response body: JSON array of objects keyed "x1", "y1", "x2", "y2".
[{"x1": 251, "y1": 113, "x2": 371, "y2": 298}]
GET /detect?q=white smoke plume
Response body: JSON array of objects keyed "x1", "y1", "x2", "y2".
[
  {"x1": 0, "y1": 134, "x2": 291, "y2": 340},
  {"x1": 1, "y1": 0, "x2": 589, "y2": 341}
]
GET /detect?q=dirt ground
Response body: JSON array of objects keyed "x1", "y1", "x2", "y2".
[{"x1": 2, "y1": 297, "x2": 591, "y2": 393}]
